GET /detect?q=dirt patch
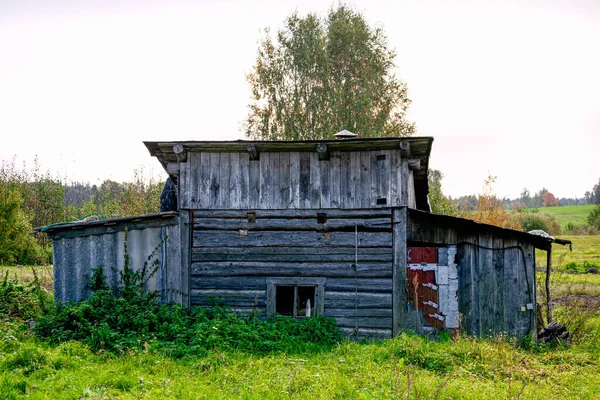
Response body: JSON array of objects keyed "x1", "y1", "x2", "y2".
[{"x1": 554, "y1": 294, "x2": 600, "y2": 312}]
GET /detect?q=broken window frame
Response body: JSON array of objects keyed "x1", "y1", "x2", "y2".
[{"x1": 266, "y1": 277, "x2": 326, "y2": 318}]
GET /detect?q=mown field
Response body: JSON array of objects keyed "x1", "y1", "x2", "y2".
[
  {"x1": 527, "y1": 204, "x2": 596, "y2": 229},
  {"x1": 2, "y1": 235, "x2": 600, "y2": 400}
]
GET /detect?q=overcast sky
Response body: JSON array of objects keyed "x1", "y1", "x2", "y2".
[{"x1": 1, "y1": 0, "x2": 598, "y2": 199}]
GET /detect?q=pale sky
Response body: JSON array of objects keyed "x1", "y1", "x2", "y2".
[{"x1": 1, "y1": 0, "x2": 599, "y2": 199}]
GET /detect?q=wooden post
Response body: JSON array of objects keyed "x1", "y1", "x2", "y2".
[
  {"x1": 392, "y1": 207, "x2": 408, "y2": 335},
  {"x1": 546, "y1": 247, "x2": 553, "y2": 324}
]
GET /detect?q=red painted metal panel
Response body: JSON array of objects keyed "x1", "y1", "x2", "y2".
[
  {"x1": 423, "y1": 247, "x2": 438, "y2": 263},
  {"x1": 407, "y1": 247, "x2": 423, "y2": 264},
  {"x1": 406, "y1": 247, "x2": 442, "y2": 329}
]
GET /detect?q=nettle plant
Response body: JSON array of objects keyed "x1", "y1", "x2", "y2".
[{"x1": 35, "y1": 229, "x2": 341, "y2": 356}]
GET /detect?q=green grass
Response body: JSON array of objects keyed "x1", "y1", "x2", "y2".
[
  {"x1": 535, "y1": 235, "x2": 600, "y2": 269},
  {"x1": 527, "y1": 204, "x2": 596, "y2": 229},
  {"x1": 1, "y1": 333, "x2": 599, "y2": 399}
]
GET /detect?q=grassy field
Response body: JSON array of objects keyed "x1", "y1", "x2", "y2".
[
  {"x1": 527, "y1": 204, "x2": 596, "y2": 229},
  {"x1": 535, "y1": 235, "x2": 600, "y2": 269}
]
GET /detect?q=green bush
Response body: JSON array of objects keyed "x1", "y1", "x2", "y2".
[
  {"x1": 587, "y1": 205, "x2": 600, "y2": 228},
  {"x1": 0, "y1": 270, "x2": 52, "y2": 322},
  {"x1": 34, "y1": 264, "x2": 341, "y2": 357},
  {"x1": 518, "y1": 212, "x2": 562, "y2": 235}
]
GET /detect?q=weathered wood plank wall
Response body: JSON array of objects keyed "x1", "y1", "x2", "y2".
[
  {"x1": 179, "y1": 150, "x2": 410, "y2": 210},
  {"x1": 407, "y1": 211, "x2": 537, "y2": 338},
  {"x1": 190, "y1": 209, "x2": 395, "y2": 339}
]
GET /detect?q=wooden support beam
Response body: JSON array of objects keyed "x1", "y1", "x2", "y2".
[
  {"x1": 546, "y1": 247, "x2": 553, "y2": 324},
  {"x1": 399, "y1": 141, "x2": 411, "y2": 158},
  {"x1": 247, "y1": 144, "x2": 259, "y2": 161},
  {"x1": 166, "y1": 162, "x2": 180, "y2": 175},
  {"x1": 408, "y1": 159, "x2": 421, "y2": 171},
  {"x1": 316, "y1": 143, "x2": 330, "y2": 160}
]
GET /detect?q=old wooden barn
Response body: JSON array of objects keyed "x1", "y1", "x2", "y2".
[{"x1": 42, "y1": 136, "x2": 561, "y2": 339}]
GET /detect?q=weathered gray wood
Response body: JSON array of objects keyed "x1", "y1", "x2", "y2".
[
  {"x1": 192, "y1": 247, "x2": 393, "y2": 263},
  {"x1": 279, "y1": 152, "x2": 290, "y2": 208},
  {"x1": 389, "y1": 150, "x2": 402, "y2": 207},
  {"x1": 324, "y1": 278, "x2": 392, "y2": 293},
  {"x1": 320, "y1": 156, "x2": 331, "y2": 208},
  {"x1": 299, "y1": 152, "x2": 310, "y2": 208},
  {"x1": 180, "y1": 210, "x2": 191, "y2": 307},
  {"x1": 478, "y1": 233, "x2": 493, "y2": 336},
  {"x1": 239, "y1": 153, "x2": 250, "y2": 209},
  {"x1": 546, "y1": 247, "x2": 552, "y2": 324},
  {"x1": 503, "y1": 238, "x2": 518, "y2": 336},
  {"x1": 360, "y1": 151, "x2": 371, "y2": 208},
  {"x1": 229, "y1": 152, "x2": 241, "y2": 209},
  {"x1": 325, "y1": 291, "x2": 392, "y2": 308},
  {"x1": 191, "y1": 289, "x2": 265, "y2": 299},
  {"x1": 400, "y1": 159, "x2": 409, "y2": 208},
  {"x1": 309, "y1": 152, "x2": 321, "y2": 207},
  {"x1": 350, "y1": 151, "x2": 360, "y2": 209},
  {"x1": 457, "y1": 235, "x2": 476, "y2": 335},
  {"x1": 492, "y1": 237, "x2": 504, "y2": 334},
  {"x1": 218, "y1": 153, "x2": 230, "y2": 209},
  {"x1": 270, "y1": 152, "x2": 281, "y2": 209},
  {"x1": 45, "y1": 217, "x2": 179, "y2": 240},
  {"x1": 209, "y1": 152, "x2": 220, "y2": 209},
  {"x1": 340, "y1": 152, "x2": 351, "y2": 208},
  {"x1": 324, "y1": 308, "x2": 392, "y2": 318},
  {"x1": 249, "y1": 159, "x2": 260, "y2": 209},
  {"x1": 193, "y1": 230, "x2": 392, "y2": 248},
  {"x1": 519, "y1": 242, "x2": 535, "y2": 337},
  {"x1": 192, "y1": 217, "x2": 392, "y2": 231},
  {"x1": 339, "y1": 327, "x2": 392, "y2": 340},
  {"x1": 289, "y1": 152, "x2": 300, "y2": 208},
  {"x1": 259, "y1": 152, "x2": 272, "y2": 209},
  {"x1": 191, "y1": 261, "x2": 392, "y2": 278},
  {"x1": 332, "y1": 317, "x2": 392, "y2": 329},
  {"x1": 329, "y1": 152, "x2": 341, "y2": 208},
  {"x1": 192, "y1": 209, "x2": 392, "y2": 219},
  {"x1": 197, "y1": 152, "x2": 211, "y2": 209},
  {"x1": 179, "y1": 159, "x2": 189, "y2": 209},
  {"x1": 392, "y1": 207, "x2": 408, "y2": 335},
  {"x1": 192, "y1": 276, "x2": 267, "y2": 290}
]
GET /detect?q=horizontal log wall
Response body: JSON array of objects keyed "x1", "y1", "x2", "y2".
[
  {"x1": 179, "y1": 150, "x2": 411, "y2": 210},
  {"x1": 407, "y1": 212, "x2": 537, "y2": 338},
  {"x1": 191, "y1": 209, "x2": 394, "y2": 337}
]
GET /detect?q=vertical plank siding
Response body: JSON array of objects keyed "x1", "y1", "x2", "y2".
[
  {"x1": 191, "y1": 209, "x2": 394, "y2": 337},
  {"x1": 182, "y1": 150, "x2": 413, "y2": 210},
  {"x1": 407, "y1": 210, "x2": 538, "y2": 338},
  {"x1": 49, "y1": 216, "x2": 182, "y2": 304}
]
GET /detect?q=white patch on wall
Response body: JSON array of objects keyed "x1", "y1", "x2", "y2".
[{"x1": 437, "y1": 245, "x2": 460, "y2": 329}]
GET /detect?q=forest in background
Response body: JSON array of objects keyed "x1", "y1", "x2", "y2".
[{"x1": 0, "y1": 158, "x2": 165, "y2": 265}]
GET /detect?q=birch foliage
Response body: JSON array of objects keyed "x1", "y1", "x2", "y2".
[{"x1": 245, "y1": 5, "x2": 415, "y2": 140}]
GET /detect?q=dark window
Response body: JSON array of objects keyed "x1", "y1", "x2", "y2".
[
  {"x1": 276, "y1": 285, "x2": 316, "y2": 317},
  {"x1": 267, "y1": 278, "x2": 325, "y2": 318}
]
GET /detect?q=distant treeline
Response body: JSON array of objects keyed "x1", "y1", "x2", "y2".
[
  {"x1": 450, "y1": 178, "x2": 600, "y2": 211},
  {"x1": 0, "y1": 159, "x2": 165, "y2": 265}
]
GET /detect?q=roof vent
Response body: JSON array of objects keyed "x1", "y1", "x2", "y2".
[{"x1": 334, "y1": 129, "x2": 357, "y2": 139}]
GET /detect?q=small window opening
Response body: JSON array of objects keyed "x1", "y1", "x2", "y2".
[
  {"x1": 275, "y1": 285, "x2": 316, "y2": 317},
  {"x1": 317, "y1": 212, "x2": 327, "y2": 224}
]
